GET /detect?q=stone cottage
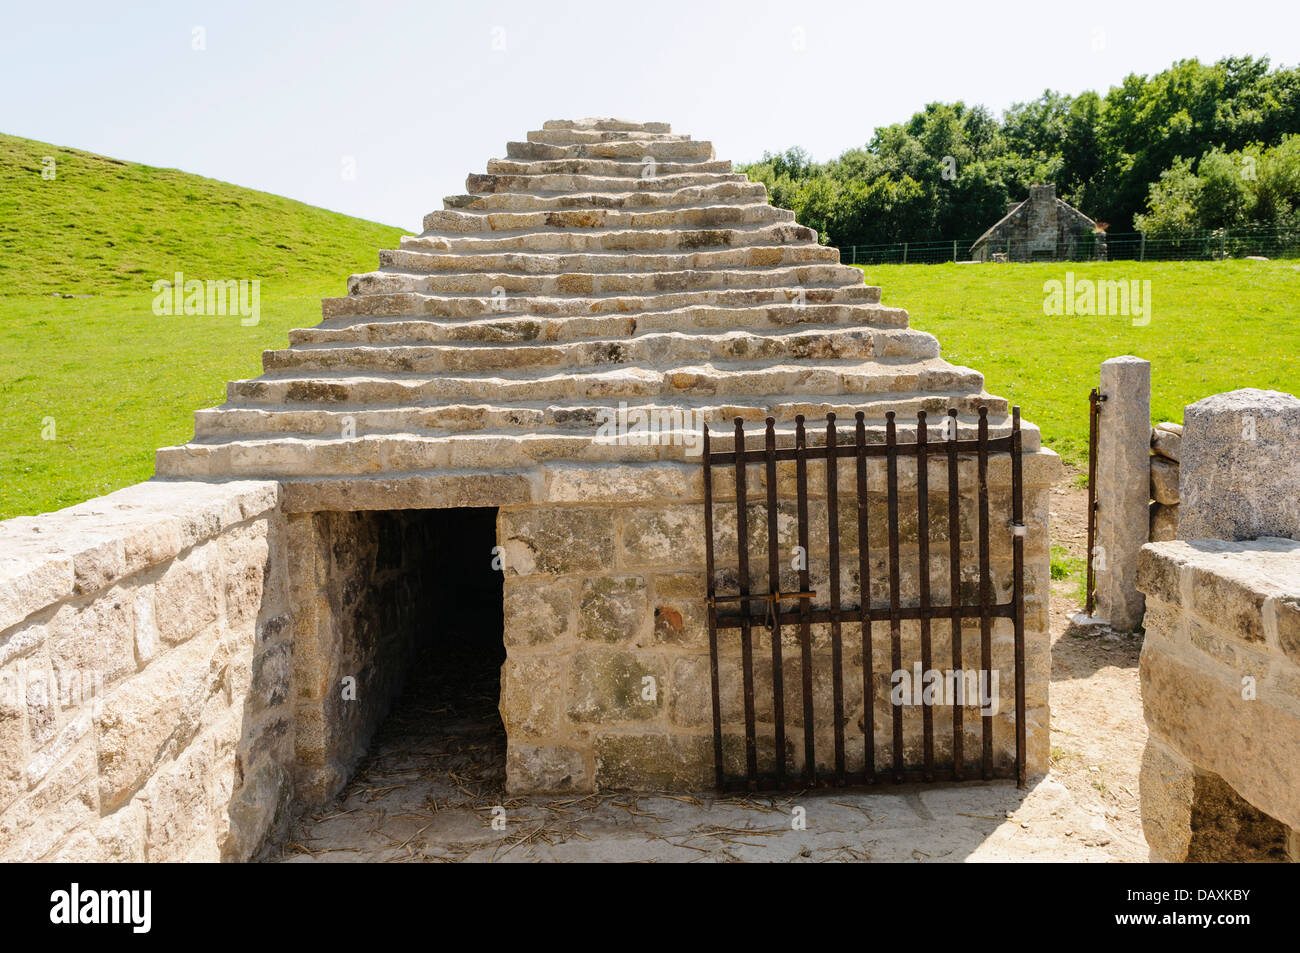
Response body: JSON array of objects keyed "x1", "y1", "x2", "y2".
[
  {"x1": 970, "y1": 184, "x2": 1105, "y2": 262},
  {"x1": 0, "y1": 119, "x2": 1059, "y2": 861}
]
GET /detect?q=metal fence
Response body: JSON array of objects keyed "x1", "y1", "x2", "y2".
[{"x1": 839, "y1": 227, "x2": 1300, "y2": 265}]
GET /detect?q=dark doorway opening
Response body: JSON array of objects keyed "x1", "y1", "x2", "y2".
[{"x1": 356, "y1": 506, "x2": 507, "y2": 800}]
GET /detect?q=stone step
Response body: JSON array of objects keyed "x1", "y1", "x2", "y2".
[
  {"x1": 542, "y1": 119, "x2": 672, "y2": 134},
  {"x1": 262, "y1": 327, "x2": 938, "y2": 377},
  {"x1": 525, "y1": 128, "x2": 689, "y2": 145},
  {"x1": 444, "y1": 180, "x2": 766, "y2": 212},
  {"x1": 291, "y1": 303, "x2": 913, "y2": 348},
  {"x1": 400, "y1": 222, "x2": 818, "y2": 254},
  {"x1": 485, "y1": 157, "x2": 733, "y2": 177},
  {"x1": 466, "y1": 171, "x2": 748, "y2": 195},
  {"x1": 379, "y1": 243, "x2": 841, "y2": 275},
  {"x1": 506, "y1": 139, "x2": 714, "y2": 161},
  {"x1": 160, "y1": 406, "x2": 1031, "y2": 478},
  {"x1": 226, "y1": 357, "x2": 983, "y2": 406},
  {"x1": 193, "y1": 393, "x2": 1011, "y2": 441},
  {"x1": 421, "y1": 202, "x2": 792, "y2": 234},
  {"x1": 345, "y1": 262, "x2": 864, "y2": 297},
  {"x1": 320, "y1": 283, "x2": 879, "y2": 321}
]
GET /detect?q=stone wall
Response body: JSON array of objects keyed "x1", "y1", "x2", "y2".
[
  {"x1": 1137, "y1": 539, "x2": 1300, "y2": 861},
  {"x1": 1138, "y1": 386, "x2": 1300, "y2": 862},
  {"x1": 1148, "y1": 422, "x2": 1181, "y2": 542},
  {"x1": 0, "y1": 480, "x2": 292, "y2": 861},
  {"x1": 496, "y1": 450, "x2": 1059, "y2": 791},
  {"x1": 289, "y1": 509, "x2": 444, "y2": 806}
]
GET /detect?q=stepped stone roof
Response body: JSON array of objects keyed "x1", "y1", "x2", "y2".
[{"x1": 155, "y1": 119, "x2": 1036, "y2": 500}]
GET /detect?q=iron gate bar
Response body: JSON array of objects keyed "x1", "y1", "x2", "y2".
[
  {"x1": 855, "y1": 412, "x2": 875, "y2": 783},
  {"x1": 794, "y1": 416, "x2": 815, "y2": 784},
  {"x1": 733, "y1": 418, "x2": 758, "y2": 786},
  {"x1": 886, "y1": 413, "x2": 904, "y2": 783},
  {"x1": 702, "y1": 407, "x2": 1027, "y2": 792},
  {"x1": 917, "y1": 411, "x2": 934, "y2": 781},
  {"x1": 701, "y1": 424, "x2": 724, "y2": 791},
  {"x1": 946, "y1": 408, "x2": 964, "y2": 781},
  {"x1": 978, "y1": 407, "x2": 993, "y2": 781},
  {"x1": 825, "y1": 415, "x2": 847, "y2": 783},
  {"x1": 764, "y1": 418, "x2": 787, "y2": 787}
]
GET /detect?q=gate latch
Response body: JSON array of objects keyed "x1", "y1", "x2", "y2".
[{"x1": 708, "y1": 590, "x2": 817, "y2": 630}]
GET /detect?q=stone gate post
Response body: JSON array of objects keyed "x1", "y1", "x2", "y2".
[{"x1": 1094, "y1": 355, "x2": 1151, "y2": 631}]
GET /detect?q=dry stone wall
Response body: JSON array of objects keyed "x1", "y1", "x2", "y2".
[{"x1": 0, "y1": 480, "x2": 291, "y2": 861}]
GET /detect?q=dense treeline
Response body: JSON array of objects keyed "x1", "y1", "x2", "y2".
[{"x1": 739, "y1": 57, "x2": 1300, "y2": 248}]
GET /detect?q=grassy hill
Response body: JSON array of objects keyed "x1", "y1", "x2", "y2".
[{"x1": 0, "y1": 133, "x2": 408, "y2": 518}]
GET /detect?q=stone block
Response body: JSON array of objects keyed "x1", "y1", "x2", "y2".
[
  {"x1": 498, "y1": 507, "x2": 616, "y2": 576},
  {"x1": 620, "y1": 505, "x2": 710, "y2": 568},
  {"x1": 503, "y1": 577, "x2": 573, "y2": 646},
  {"x1": 578, "y1": 576, "x2": 649, "y2": 644},
  {"x1": 567, "y1": 648, "x2": 663, "y2": 724},
  {"x1": 505, "y1": 742, "x2": 589, "y2": 793},
  {"x1": 154, "y1": 544, "x2": 221, "y2": 646},
  {"x1": 1180, "y1": 388, "x2": 1300, "y2": 541},
  {"x1": 1151, "y1": 423, "x2": 1182, "y2": 462},
  {"x1": 94, "y1": 628, "x2": 230, "y2": 811},
  {"x1": 220, "y1": 519, "x2": 271, "y2": 634},
  {"x1": 1139, "y1": 738, "x2": 1194, "y2": 862},
  {"x1": 139, "y1": 734, "x2": 216, "y2": 862},
  {"x1": 48, "y1": 589, "x2": 136, "y2": 693},
  {"x1": 500, "y1": 656, "x2": 563, "y2": 738},
  {"x1": 1150, "y1": 456, "x2": 1179, "y2": 505},
  {"x1": 1149, "y1": 502, "x2": 1178, "y2": 542},
  {"x1": 594, "y1": 733, "x2": 713, "y2": 790}
]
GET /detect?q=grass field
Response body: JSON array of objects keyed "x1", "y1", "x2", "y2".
[
  {"x1": 2, "y1": 131, "x2": 1297, "y2": 519},
  {"x1": 0, "y1": 133, "x2": 406, "y2": 519},
  {"x1": 858, "y1": 260, "x2": 1300, "y2": 467}
]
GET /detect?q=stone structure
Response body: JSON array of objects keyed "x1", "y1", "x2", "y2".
[
  {"x1": 1138, "y1": 539, "x2": 1300, "y2": 861},
  {"x1": 970, "y1": 184, "x2": 1105, "y2": 263},
  {"x1": 1093, "y1": 356, "x2": 1151, "y2": 631},
  {"x1": 1, "y1": 119, "x2": 1059, "y2": 860},
  {"x1": 1179, "y1": 389, "x2": 1300, "y2": 542},
  {"x1": 1139, "y1": 387, "x2": 1300, "y2": 862}
]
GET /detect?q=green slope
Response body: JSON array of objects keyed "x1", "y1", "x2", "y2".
[{"x1": 0, "y1": 133, "x2": 409, "y2": 518}]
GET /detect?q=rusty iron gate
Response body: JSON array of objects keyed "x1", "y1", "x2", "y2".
[{"x1": 702, "y1": 406, "x2": 1027, "y2": 793}]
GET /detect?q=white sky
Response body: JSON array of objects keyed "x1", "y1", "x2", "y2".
[{"x1": 3, "y1": 0, "x2": 1298, "y2": 232}]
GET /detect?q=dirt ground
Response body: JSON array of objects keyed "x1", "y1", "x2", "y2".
[
  {"x1": 269, "y1": 471, "x2": 1150, "y2": 863},
  {"x1": 1042, "y1": 471, "x2": 1148, "y2": 863}
]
